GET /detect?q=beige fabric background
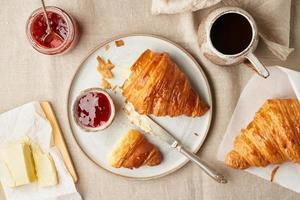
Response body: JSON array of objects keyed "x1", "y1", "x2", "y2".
[{"x1": 0, "y1": 0, "x2": 299, "y2": 199}]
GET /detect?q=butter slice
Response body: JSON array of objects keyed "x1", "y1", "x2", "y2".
[
  {"x1": 1, "y1": 142, "x2": 36, "y2": 187},
  {"x1": 1, "y1": 163, "x2": 15, "y2": 187},
  {"x1": 31, "y1": 144, "x2": 58, "y2": 187}
]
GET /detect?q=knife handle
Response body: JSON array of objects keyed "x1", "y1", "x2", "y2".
[{"x1": 178, "y1": 146, "x2": 227, "y2": 184}]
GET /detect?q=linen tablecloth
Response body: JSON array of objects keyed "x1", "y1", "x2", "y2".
[{"x1": 0, "y1": 0, "x2": 299, "y2": 199}]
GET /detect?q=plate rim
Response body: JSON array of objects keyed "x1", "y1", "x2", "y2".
[{"x1": 66, "y1": 33, "x2": 213, "y2": 180}]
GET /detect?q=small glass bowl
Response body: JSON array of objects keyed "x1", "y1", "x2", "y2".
[
  {"x1": 26, "y1": 6, "x2": 79, "y2": 55},
  {"x1": 72, "y1": 88, "x2": 116, "y2": 132}
]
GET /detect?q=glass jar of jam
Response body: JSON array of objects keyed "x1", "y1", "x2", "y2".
[{"x1": 26, "y1": 6, "x2": 79, "y2": 55}]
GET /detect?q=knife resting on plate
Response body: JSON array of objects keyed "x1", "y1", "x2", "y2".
[{"x1": 124, "y1": 103, "x2": 227, "y2": 184}]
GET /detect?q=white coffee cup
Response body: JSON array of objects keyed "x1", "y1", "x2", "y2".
[{"x1": 198, "y1": 7, "x2": 269, "y2": 78}]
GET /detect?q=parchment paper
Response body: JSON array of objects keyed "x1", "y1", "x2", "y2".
[
  {"x1": 0, "y1": 102, "x2": 81, "y2": 200},
  {"x1": 217, "y1": 66, "x2": 300, "y2": 193}
]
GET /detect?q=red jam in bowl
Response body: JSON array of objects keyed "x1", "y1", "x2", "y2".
[
  {"x1": 26, "y1": 6, "x2": 79, "y2": 55},
  {"x1": 31, "y1": 12, "x2": 67, "y2": 48},
  {"x1": 75, "y1": 91, "x2": 114, "y2": 130}
]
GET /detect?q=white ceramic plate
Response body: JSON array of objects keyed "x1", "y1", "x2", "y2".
[{"x1": 67, "y1": 34, "x2": 212, "y2": 179}]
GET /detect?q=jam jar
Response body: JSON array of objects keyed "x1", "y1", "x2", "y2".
[{"x1": 26, "y1": 6, "x2": 79, "y2": 55}]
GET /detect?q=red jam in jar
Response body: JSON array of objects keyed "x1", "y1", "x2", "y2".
[
  {"x1": 31, "y1": 12, "x2": 67, "y2": 48},
  {"x1": 76, "y1": 92, "x2": 112, "y2": 128},
  {"x1": 26, "y1": 6, "x2": 79, "y2": 55}
]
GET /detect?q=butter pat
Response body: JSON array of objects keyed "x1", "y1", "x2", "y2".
[
  {"x1": 1, "y1": 163, "x2": 15, "y2": 187},
  {"x1": 31, "y1": 144, "x2": 58, "y2": 187},
  {"x1": 1, "y1": 139, "x2": 59, "y2": 188},
  {"x1": 1, "y1": 142, "x2": 36, "y2": 187}
]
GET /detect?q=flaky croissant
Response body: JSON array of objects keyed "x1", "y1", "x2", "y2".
[
  {"x1": 110, "y1": 129, "x2": 162, "y2": 169},
  {"x1": 225, "y1": 99, "x2": 300, "y2": 169},
  {"x1": 122, "y1": 49, "x2": 209, "y2": 117}
]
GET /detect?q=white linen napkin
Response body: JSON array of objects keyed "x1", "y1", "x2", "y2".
[
  {"x1": 0, "y1": 102, "x2": 82, "y2": 200},
  {"x1": 151, "y1": 0, "x2": 294, "y2": 61},
  {"x1": 217, "y1": 66, "x2": 300, "y2": 193},
  {"x1": 152, "y1": 0, "x2": 221, "y2": 14}
]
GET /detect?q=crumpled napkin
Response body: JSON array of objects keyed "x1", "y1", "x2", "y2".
[
  {"x1": 0, "y1": 102, "x2": 82, "y2": 200},
  {"x1": 152, "y1": 0, "x2": 221, "y2": 14},
  {"x1": 152, "y1": 0, "x2": 293, "y2": 61},
  {"x1": 217, "y1": 66, "x2": 300, "y2": 193}
]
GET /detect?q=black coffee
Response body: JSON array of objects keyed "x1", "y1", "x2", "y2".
[{"x1": 210, "y1": 13, "x2": 253, "y2": 55}]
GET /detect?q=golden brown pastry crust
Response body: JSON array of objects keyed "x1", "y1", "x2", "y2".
[
  {"x1": 110, "y1": 129, "x2": 162, "y2": 169},
  {"x1": 122, "y1": 49, "x2": 209, "y2": 117},
  {"x1": 225, "y1": 99, "x2": 300, "y2": 169}
]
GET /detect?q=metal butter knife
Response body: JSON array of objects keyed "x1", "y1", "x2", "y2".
[{"x1": 124, "y1": 103, "x2": 227, "y2": 184}]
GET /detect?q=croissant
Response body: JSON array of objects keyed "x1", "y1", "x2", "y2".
[
  {"x1": 122, "y1": 49, "x2": 209, "y2": 117},
  {"x1": 225, "y1": 99, "x2": 300, "y2": 169},
  {"x1": 110, "y1": 129, "x2": 162, "y2": 169}
]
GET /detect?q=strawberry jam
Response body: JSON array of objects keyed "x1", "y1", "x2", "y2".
[
  {"x1": 76, "y1": 92, "x2": 112, "y2": 128},
  {"x1": 31, "y1": 11, "x2": 67, "y2": 48},
  {"x1": 26, "y1": 6, "x2": 79, "y2": 55}
]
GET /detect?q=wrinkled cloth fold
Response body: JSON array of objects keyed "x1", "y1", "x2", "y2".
[{"x1": 152, "y1": 0, "x2": 293, "y2": 60}]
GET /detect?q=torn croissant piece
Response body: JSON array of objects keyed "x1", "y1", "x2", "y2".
[
  {"x1": 122, "y1": 49, "x2": 209, "y2": 117},
  {"x1": 225, "y1": 99, "x2": 300, "y2": 169},
  {"x1": 101, "y1": 78, "x2": 112, "y2": 89},
  {"x1": 97, "y1": 56, "x2": 114, "y2": 79},
  {"x1": 110, "y1": 129, "x2": 162, "y2": 169}
]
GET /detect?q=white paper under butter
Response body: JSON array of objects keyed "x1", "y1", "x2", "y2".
[
  {"x1": 0, "y1": 102, "x2": 81, "y2": 200},
  {"x1": 217, "y1": 66, "x2": 300, "y2": 193}
]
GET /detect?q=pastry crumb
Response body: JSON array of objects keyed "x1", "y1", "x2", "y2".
[
  {"x1": 101, "y1": 79, "x2": 112, "y2": 89},
  {"x1": 105, "y1": 44, "x2": 110, "y2": 51},
  {"x1": 115, "y1": 40, "x2": 124, "y2": 47},
  {"x1": 106, "y1": 59, "x2": 115, "y2": 70},
  {"x1": 270, "y1": 166, "x2": 280, "y2": 182},
  {"x1": 97, "y1": 56, "x2": 114, "y2": 79},
  {"x1": 102, "y1": 70, "x2": 113, "y2": 79},
  {"x1": 112, "y1": 85, "x2": 118, "y2": 91}
]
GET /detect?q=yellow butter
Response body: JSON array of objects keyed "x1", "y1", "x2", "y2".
[
  {"x1": 31, "y1": 144, "x2": 58, "y2": 187},
  {"x1": 1, "y1": 163, "x2": 15, "y2": 187},
  {"x1": 1, "y1": 142, "x2": 36, "y2": 187}
]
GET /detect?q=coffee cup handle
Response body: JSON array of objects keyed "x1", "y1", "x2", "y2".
[{"x1": 245, "y1": 53, "x2": 270, "y2": 78}]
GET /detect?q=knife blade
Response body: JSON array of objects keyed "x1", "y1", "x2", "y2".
[
  {"x1": 124, "y1": 103, "x2": 178, "y2": 147},
  {"x1": 124, "y1": 103, "x2": 227, "y2": 184}
]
